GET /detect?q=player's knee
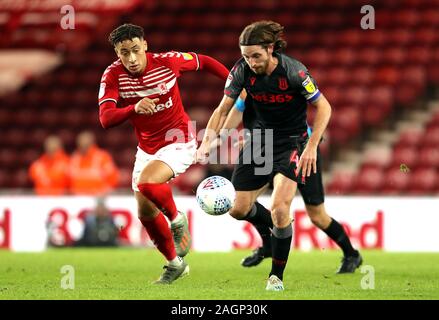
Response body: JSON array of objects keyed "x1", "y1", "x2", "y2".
[
  {"x1": 271, "y1": 201, "x2": 289, "y2": 216},
  {"x1": 271, "y1": 204, "x2": 291, "y2": 227},
  {"x1": 229, "y1": 202, "x2": 252, "y2": 220}
]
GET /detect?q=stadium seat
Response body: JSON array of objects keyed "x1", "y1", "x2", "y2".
[
  {"x1": 374, "y1": 67, "x2": 399, "y2": 87},
  {"x1": 418, "y1": 146, "x2": 439, "y2": 169},
  {"x1": 0, "y1": 149, "x2": 19, "y2": 169},
  {"x1": 352, "y1": 167, "x2": 384, "y2": 194},
  {"x1": 0, "y1": 170, "x2": 9, "y2": 188},
  {"x1": 406, "y1": 168, "x2": 437, "y2": 194},
  {"x1": 380, "y1": 167, "x2": 410, "y2": 195},
  {"x1": 390, "y1": 146, "x2": 418, "y2": 171},
  {"x1": 422, "y1": 126, "x2": 439, "y2": 147},
  {"x1": 394, "y1": 128, "x2": 425, "y2": 149},
  {"x1": 387, "y1": 29, "x2": 413, "y2": 46}
]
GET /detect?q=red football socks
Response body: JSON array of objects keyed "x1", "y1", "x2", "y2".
[
  {"x1": 139, "y1": 213, "x2": 176, "y2": 261},
  {"x1": 138, "y1": 182, "x2": 178, "y2": 221}
]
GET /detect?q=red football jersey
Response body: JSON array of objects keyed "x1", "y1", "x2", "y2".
[{"x1": 98, "y1": 51, "x2": 200, "y2": 154}]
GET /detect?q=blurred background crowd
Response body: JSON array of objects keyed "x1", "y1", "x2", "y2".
[{"x1": 1, "y1": 0, "x2": 439, "y2": 196}]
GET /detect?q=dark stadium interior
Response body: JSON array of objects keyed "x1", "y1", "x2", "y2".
[{"x1": 1, "y1": 0, "x2": 438, "y2": 195}]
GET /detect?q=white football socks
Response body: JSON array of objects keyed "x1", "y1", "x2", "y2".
[
  {"x1": 171, "y1": 211, "x2": 184, "y2": 226},
  {"x1": 168, "y1": 256, "x2": 183, "y2": 267}
]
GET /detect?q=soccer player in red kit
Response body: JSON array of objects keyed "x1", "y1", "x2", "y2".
[{"x1": 98, "y1": 24, "x2": 229, "y2": 284}]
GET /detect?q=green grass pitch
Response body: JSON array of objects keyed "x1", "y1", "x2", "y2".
[{"x1": 1, "y1": 248, "x2": 438, "y2": 300}]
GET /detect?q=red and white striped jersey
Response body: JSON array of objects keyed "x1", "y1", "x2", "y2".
[{"x1": 98, "y1": 51, "x2": 200, "y2": 154}]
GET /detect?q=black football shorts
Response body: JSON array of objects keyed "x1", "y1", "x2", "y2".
[{"x1": 231, "y1": 135, "x2": 324, "y2": 205}]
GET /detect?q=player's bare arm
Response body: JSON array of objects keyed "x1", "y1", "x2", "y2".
[
  {"x1": 297, "y1": 94, "x2": 332, "y2": 177},
  {"x1": 197, "y1": 95, "x2": 236, "y2": 161}
]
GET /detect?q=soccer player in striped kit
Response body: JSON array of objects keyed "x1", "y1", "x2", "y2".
[{"x1": 98, "y1": 24, "x2": 229, "y2": 284}]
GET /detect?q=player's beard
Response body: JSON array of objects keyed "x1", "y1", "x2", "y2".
[{"x1": 253, "y1": 59, "x2": 269, "y2": 75}]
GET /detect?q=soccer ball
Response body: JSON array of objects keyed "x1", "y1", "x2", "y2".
[{"x1": 196, "y1": 176, "x2": 236, "y2": 216}]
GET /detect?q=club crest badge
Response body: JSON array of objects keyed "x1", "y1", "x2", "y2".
[
  {"x1": 158, "y1": 82, "x2": 169, "y2": 95},
  {"x1": 278, "y1": 77, "x2": 288, "y2": 90}
]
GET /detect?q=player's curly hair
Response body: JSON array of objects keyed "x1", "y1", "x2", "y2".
[
  {"x1": 239, "y1": 20, "x2": 287, "y2": 52},
  {"x1": 108, "y1": 23, "x2": 144, "y2": 46}
]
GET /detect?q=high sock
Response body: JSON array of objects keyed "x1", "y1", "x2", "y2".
[
  {"x1": 243, "y1": 202, "x2": 273, "y2": 228},
  {"x1": 323, "y1": 218, "x2": 357, "y2": 257},
  {"x1": 140, "y1": 213, "x2": 176, "y2": 261},
  {"x1": 242, "y1": 202, "x2": 273, "y2": 255},
  {"x1": 270, "y1": 223, "x2": 293, "y2": 281},
  {"x1": 138, "y1": 182, "x2": 178, "y2": 221}
]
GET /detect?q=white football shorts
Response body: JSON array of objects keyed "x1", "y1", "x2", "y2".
[{"x1": 132, "y1": 139, "x2": 197, "y2": 192}]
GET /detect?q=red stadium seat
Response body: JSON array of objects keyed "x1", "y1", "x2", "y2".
[
  {"x1": 306, "y1": 49, "x2": 331, "y2": 67},
  {"x1": 336, "y1": 30, "x2": 362, "y2": 47},
  {"x1": 361, "y1": 30, "x2": 387, "y2": 47},
  {"x1": 326, "y1": 68, "x2": 349, "y2": 86},
  {"x1": 374, "y1": 67, "x2": 399, "y2": 87},
  {"x1": 406, "y1": 168, "x2": 437, "y2": 194},
  {"x1": 332, "y1": 48, "x2": 356, "y2": 66},
  {"x1": 57, "y1": 129, "x2": 76, "y2": 149},
  {"x1": 362, "y1": 104, "x2": 391, "y2": 127},
  {"x1": 394, "y1": 10, "x2": 420, "y2": 28},
  {"x1": 387, "y1": 29, "x2": 413, "y2": 46},
  {"x1": 0, "y1": 170, "x2": 9, "y2": 188},
  {"x1": 422, "y1": 126, "x2": 439, "y2": 147},
  {"x1": 4, "y1": 129, "x2": 28, "y2": 148},
  {"x1": 21, "y1": 148, "x2": 40, "y2": 168},
  {"x1": 382, "y1": 48, "x2": 406, "y2": 66},
  {"x1": 390, "y1": 146, "x2": 418, "y2": 171},
  {"x1": 0, "y1": 149, "x2": 19, "y2": 169},
  {"x1": 428, "y1": 111, "x2": 439, "y2": 126},
  {"x1": 10, "y1": 168, "x2": 32, "y2": 189},
  {"x1": 0, "y1": 110, "x2": 12, "y2": 128},
  {"x1": 352, "y1": 167, "x2": 384, "y2": 194},
  {"x1": 39, "y1": 110, "x2": 63, "y2": 128},
  {"x1": 331, "y1": 106, "x2": 362, "y2": 137},
  {"x1": 421, "y1": 9, "x2": 439, "y2": 27},
  {"x1": 380, "y1": 167, "x2": 410, "y2": 194},
  {"x1": 327, "y1": 128, "x2": 352, "y2": 146},
  {"x1": 394, "y1": 127, "x2": 425, "y2": 149},
  {"x1": 418, "y1": 146, "x2": 439, "y2": 169},
  {"x1": 115, "y1": 148, "x2": 136, "y2": 168},
  {"x1": 412, "y1": 28, "x2": 437, "y2": 46},
  {"x1": 362, "y1": 146, "x2": 392, "y2": 169}
]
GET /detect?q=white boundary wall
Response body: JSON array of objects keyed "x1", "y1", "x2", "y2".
[{"x1": 0, "y1": 196, "x2": 438, "y2": 252}]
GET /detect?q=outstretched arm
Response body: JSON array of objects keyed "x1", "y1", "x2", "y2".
[
  {"x1": 198, "y1": 54, "x2": 229, "y2": 80},
  {"x1": 197, "y1": 95, "x2": 236, "y2": 161}
]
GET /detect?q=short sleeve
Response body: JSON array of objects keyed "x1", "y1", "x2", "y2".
[
  {"x1": 286, "y1": 59, "x2": 321, "y2": 103},
  {"x1": 98, "y1": 67, "x2": 119, "y2": 106},
  {"x1": 224, "y1": 61, "x2": 246, "y2": 100}
]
